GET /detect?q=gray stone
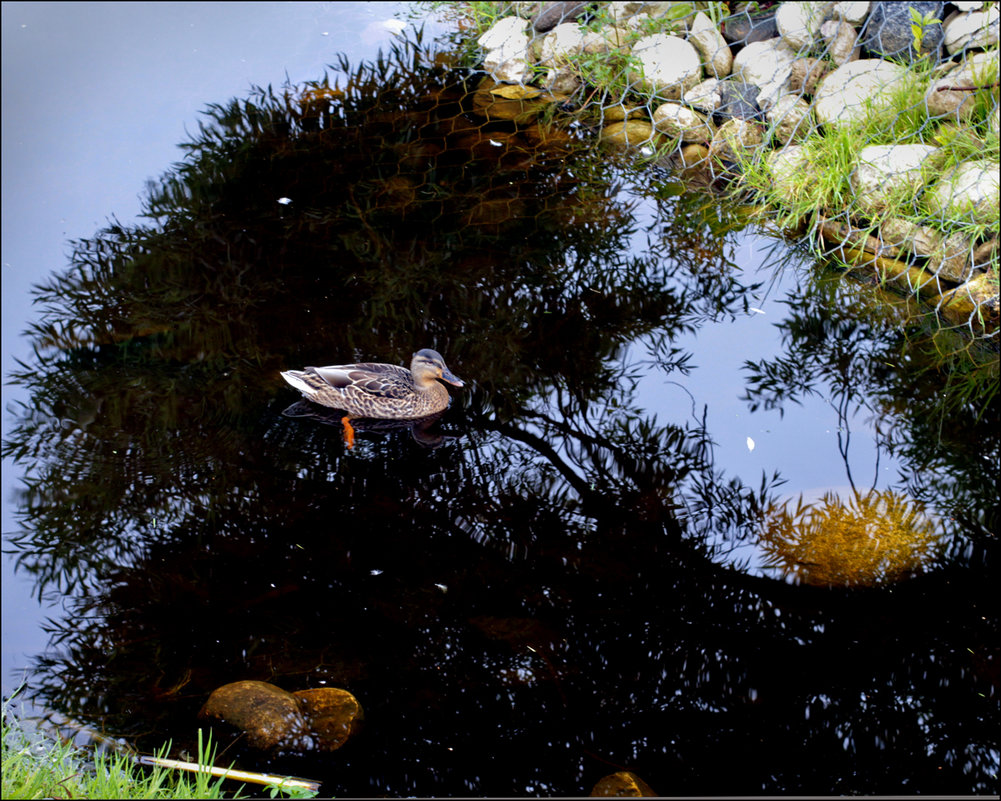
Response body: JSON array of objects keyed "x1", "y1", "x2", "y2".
[
  {"x1": 684, "y1": 79, "x2": 722, "y2": 113},
  {"x1": 731, "y1": 38, "x2": 798, "y2": 106},
  {"x1": 717, "y1": 80, "x2": 762, "y2": 120},
  {"x1": 862, "y1": 1, "x2": 944, "y2": 62},
  {"x1": 539, "y1": 22, "x2": 587, "y2": 66},
  {"x1": 722, "y1": 5, "x2": 779, "y2": 44},
  {"x1": 789, "y1": 57, "x2": 830, "y2": 95},
  {"x1": 766, "y1": 144, "x2": 811, "y2": 193},
  {"x1": 478, "y1": 17, "x2": 533, "y2": 84},
  {"x1": 533, "y1": 1, "x2": 587, "y2": 32},
  {"x1": 831, "y1": 1, "x2": 870, "y2": 25},
  {"x1": 925, "y1": 51, "x2": 1000, "y2": 120},
  {"x1": 543, "y1": 65, "x2": 581, "y2": 94}
]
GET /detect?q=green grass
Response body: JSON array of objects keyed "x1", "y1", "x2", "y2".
[
  {"x1": 735, "y1": 54, "x2": 1000, "y2": 257},
  {"x1": 2, "y1": 694, "x2": 317, "y2": 799}
]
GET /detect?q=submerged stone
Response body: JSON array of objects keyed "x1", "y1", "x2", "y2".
[
  {"x1": 600, "y1": 120, "x2": 659, "y2": 148},
  {"x1": 652, "y1": 102, "x2": 713, "y2": 144},
  {"x1": 591, "y1": 771, "x2": 658, "y2": 797},
  {"x1": 293, "y1": 688, "x2": 364, "y2": 752},
  {"x1": 199, "y1": 680, "x2": 308, "y2": 751}
]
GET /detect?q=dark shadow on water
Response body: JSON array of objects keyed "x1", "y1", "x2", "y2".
[{"x1": 2, "y1": 30, "x2": 997, "y2": 797}]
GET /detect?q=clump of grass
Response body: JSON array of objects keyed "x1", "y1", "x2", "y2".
[
  {"x1": 1, "y1": 693, "x2": 317, "y2": 799},
  {"x1": 738, "y1": 54, "x2": 1000, "y2": 249}
]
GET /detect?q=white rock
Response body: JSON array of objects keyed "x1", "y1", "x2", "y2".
[
  {"x1": 944, "y1": 6, "x2": 1000, "y2": 54},
  {"x1": 926, "y1": 161, "x2": 1001, "y2": 224},
  {"x1": 478, "y1": 16, "x2": 529, "y2": 50},
  {"x1": 776, "y1": 1, "x2": 829, "y2": 50},
  {"x1": 851, "y1": 144, "x2": 939, "y2": 214},
  {"x1": 766, "y1": 93, "x2": 815, "y2": 144},
  {"x1": 952, "y1": 1, "x2": 985, "y2": 12},
  {"x1": 830, "y1": 1, "x2": 869, "y2": 24},
  {"x1": 766, "y1": 144, "x2": 810, "y2": 192},
  {"x1": 478, "y1": 17, "x2": 532, "y2": 83},
  {"x1": 540, "y1": 22, "x2": 587, "y2": 66},
  {"x1": 820, "y1": 19, "x2": 860, "y2": 65},
  {"x1": 633, "y1": 34, "x2": 703, "y2": 100},
  {"x1": 652, "y1": 102, "x2": 714, "y2": 143},
  {"x1": 684, "y1": 79, "x2": 722, "y2": 112},
  {"x1": 732, "y1": 38, "x2": 798, "y2": 91},
  {"x1": 925, "y1": 52, "x2": 1000, "y2": 120},
  {"x1": 813, "y1": 59, "x2": 909, "y2": 126},
  {"x1": 608, "y1": 1, "x2": 675, "y2": 23},
  {"x1": 688, "y1": 11, "x2": 733, "y2": 78},
  {"x1": 709, "y1": 118, "x2": 765, "y2": 163}
]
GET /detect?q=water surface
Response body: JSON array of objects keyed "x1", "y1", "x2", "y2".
[{"x1": 2, "y1": 3, "x2": 997, "y2": 797}]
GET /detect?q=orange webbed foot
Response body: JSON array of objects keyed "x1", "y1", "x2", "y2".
[{"x1": 341, "y1": 416, "x2": 356, "y2": 449}]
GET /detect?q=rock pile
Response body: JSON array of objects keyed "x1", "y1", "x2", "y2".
[{"x1": 472, "y1": 1, "x2": 999, "y2": 332}]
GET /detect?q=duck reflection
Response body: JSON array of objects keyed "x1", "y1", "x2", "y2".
[{"x1": 281, "y1": 401, "x2": 455, "y2": 448}]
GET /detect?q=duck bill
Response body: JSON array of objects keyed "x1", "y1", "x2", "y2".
[{"x1": 441, "y1": 369, "x2": 464, "y2": 388}]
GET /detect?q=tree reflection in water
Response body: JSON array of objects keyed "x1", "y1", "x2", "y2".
[{"x1": 3, "y1": 33, "x2": 997, "y2": 797}]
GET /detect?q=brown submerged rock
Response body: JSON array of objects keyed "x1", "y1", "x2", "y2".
[
  {"x1": 293, "y1": 688, "x2": 364, "y2": 752},
  {"x1": 199, "y1": 680, "x2": 308, "y2": 751},
  {"x1": 590, "y1": 770, "x2": 658, "y2": 796}
]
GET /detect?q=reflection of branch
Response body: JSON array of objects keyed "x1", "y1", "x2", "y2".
[
  {"x1": 833, "y1": 389, "x2": 857, "y2": 497},
  {"x1": 485, "y1": 417, "x2": 596, "y2": 502}
]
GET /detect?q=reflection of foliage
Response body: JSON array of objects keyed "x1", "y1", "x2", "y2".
[
  {"x1": 760, "y1": 491, "x2": 942, "y2": 587},
  {"x1": 742, "y1": 263, "x2": 999, "y2": 560}
]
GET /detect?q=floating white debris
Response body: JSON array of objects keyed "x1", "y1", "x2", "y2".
[
  {"x1": 382, "y1": 18, "x2": 406, "y2": 35},
  {"x1": 277, "y1": 197, "x2": 292, "y2": 205},
  {"x1": 747, "y1": 436, "x2": 755, "y2": 452},
  {"x1": 749, "y1": 307, "x2": 766, "y2": 314},
  {"x1": 434, "y1": 583, "x2": 448, "y2": 593}
]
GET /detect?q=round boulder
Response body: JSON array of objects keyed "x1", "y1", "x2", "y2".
[
  {"x1": 925, "y1": 161, "x2": 1001, "y2": 224},
  {"x1": 652, "y1": 102, "x2": 713, "y2": 143},
  {"x1": 632, "y1": 34, "x2": 703, "y2": 100},
  {"x1": 293, "y1": 688, "x2": 364, "y2": 752},
  {"x1": 813, "y1": 59, "x2": 909, "y2": 126},
  {"x1": 199, "y1": 680, "x2": 308, "y2": 751}
]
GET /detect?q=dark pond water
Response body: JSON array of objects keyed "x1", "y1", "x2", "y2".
[{"x1": 2, "y1": 3, "x2": 998, "y2": 797}]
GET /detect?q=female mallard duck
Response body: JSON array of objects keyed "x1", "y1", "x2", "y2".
[{"x1": 280, "y1": 348, "x2": 463, "y2": 447}]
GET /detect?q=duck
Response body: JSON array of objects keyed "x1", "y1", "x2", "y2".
[{"x1": 280, "y1": 348, "x2": 463, "y2": 448}]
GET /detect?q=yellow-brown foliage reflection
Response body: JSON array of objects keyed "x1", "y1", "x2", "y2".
[{"x1": 759, "y1": 490, "x2": 942, "y2": 587}]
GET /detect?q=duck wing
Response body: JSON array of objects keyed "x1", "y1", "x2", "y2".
[{"x1": 310, "y1": 363, "x2": 413, "y2": 399}]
